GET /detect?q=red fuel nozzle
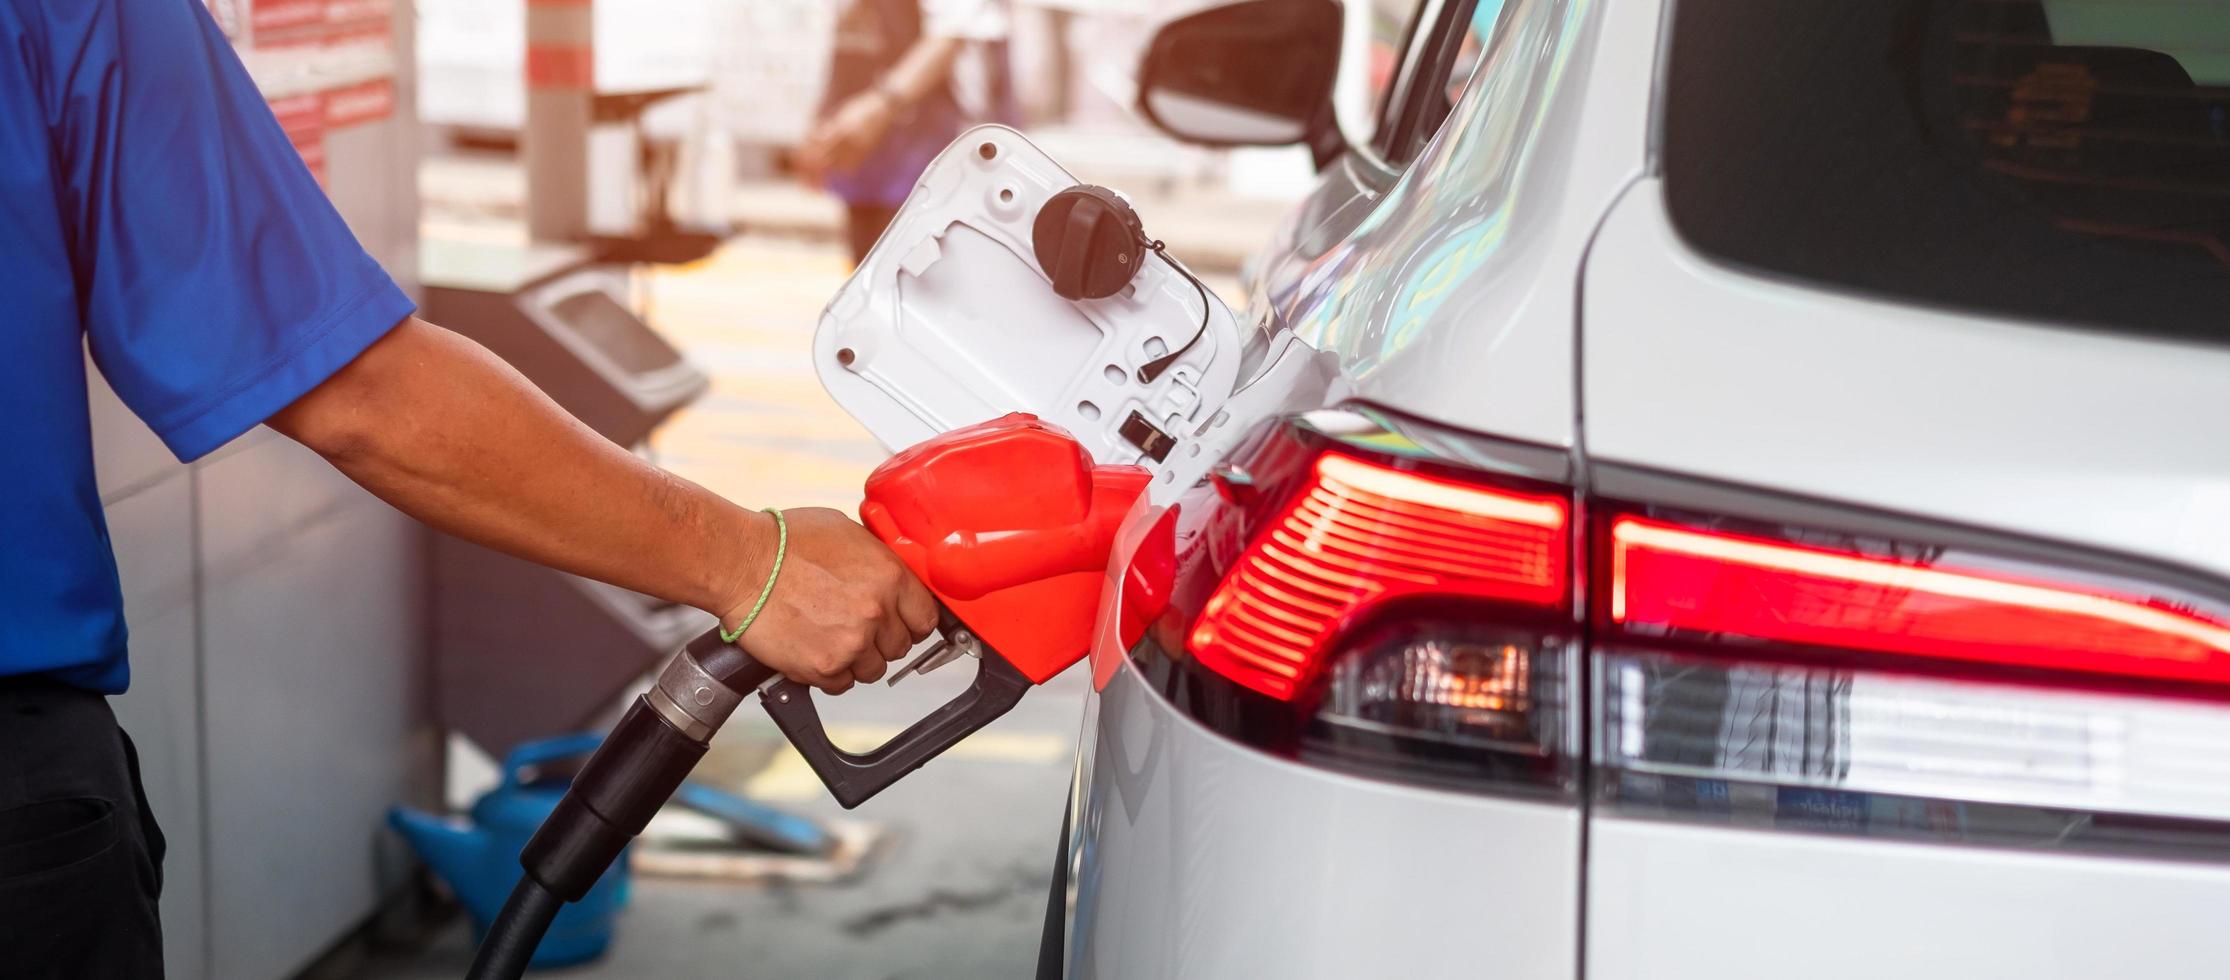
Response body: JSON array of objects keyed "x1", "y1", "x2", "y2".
[
  {"x1": 755, "y1": 413, "x2": 1150, "y2": 808},
  {"x1": 861, "y1": 412, "x2": 1151, "y2": 683}
]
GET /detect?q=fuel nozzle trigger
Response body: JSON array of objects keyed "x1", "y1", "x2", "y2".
[
  {"x1": 759, "y1": 611, "x2": 1031, "y2": 809},
  {"x1": 887, "y1": 619, "x2": 982, "y2": 687}
]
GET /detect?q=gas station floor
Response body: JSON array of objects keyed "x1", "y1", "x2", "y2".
[
  {"x1": 367, "y1": 233, "x2": 1083, "y2": 978},
  {"x1": 372, "y1": 673, "x2": 1084, "y2": 980}
]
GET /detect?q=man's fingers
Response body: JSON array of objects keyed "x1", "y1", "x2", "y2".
[
  {"x1": 874, "y1": 611, "x2": 912, "y2": 665},
  {"x1": 851, "y1": 649, "x2": 889, "y2": 685},
  {"x1": 781, "y1": 665, "x2": 852, "y2": 696},
  {"x1": 897, "y1": 576, "x2": 940, "y2": 642}
]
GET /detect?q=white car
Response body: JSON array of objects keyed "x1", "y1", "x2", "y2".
[{"x1": 815, "y1": 0, "x2": 2230, "y2": 977}]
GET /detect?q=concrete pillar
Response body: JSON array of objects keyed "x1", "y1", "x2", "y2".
[{"x1": 525, "y1": 0, "x2": 593, "y2": 240}]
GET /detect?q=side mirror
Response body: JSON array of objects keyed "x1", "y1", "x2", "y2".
[{"x1": 1136, "y1": 0, "x2": 1343, "y2": 150}]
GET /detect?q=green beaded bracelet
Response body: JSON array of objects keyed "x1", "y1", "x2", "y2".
[{"x1": 720, "y1": 508, "x2": 786, "y2": 643}]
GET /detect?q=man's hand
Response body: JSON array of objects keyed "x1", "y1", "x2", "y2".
[
  {"x1": 794, "y1": 34, "x2": 966, "y2": 186},
  {"x1": 731, "y1": 508, "x2": 940, "y2": 694},
  {"x1": 794, "y1": 93, "x2": 897, "y2": 184}
]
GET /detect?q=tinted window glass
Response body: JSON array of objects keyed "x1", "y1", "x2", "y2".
[
  {"x1": 1403, "y1": 0, "x2": 1503, "y2": 161},
  {"x1": 1375, "y1": 0, "x2": 1511, "y2": 166},
  {"x1": 1664, "y1": 0, "x2": 2230, "y2": 343},
  {"x1": 1367, "y1": 0, "x2": 1439, "y2": 157}
]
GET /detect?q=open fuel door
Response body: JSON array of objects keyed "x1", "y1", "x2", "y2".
[{"x1": 814, "y1": 126, "x2": 1254, "y2": 483}]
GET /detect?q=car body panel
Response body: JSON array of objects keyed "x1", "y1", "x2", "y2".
[
  {"x1": 1587, "y1": 817, "x2": 2230, "y2": 980},
  {"x1": 1577, "y1": 180, "x2": 2230, "y2": 977},
  {"x1": 1065, "y1": 667, "x2": 1580, "y2": 980},
  {"x1": 1248, "y1": 0, "x2": 1659, "y2": 452},
  {"x1": 1061, "y1": 0, "x2": 1662, "y2": 973},
  {"x1": 1580, "y1": 184, "x2": 2230, "y2": 582}
]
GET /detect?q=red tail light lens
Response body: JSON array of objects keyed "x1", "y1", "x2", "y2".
[
  {"x1": 1186, "y1": 452, "x2": 1570, "y2": 699},
  {"x1": 1142, "y1": 412, "x2": 1579, "y2": 797},
  {"x1": 1145, "y1": 409, "x2": 2230, "y2": 837},
  {"x1": 1609, "y1": 516, "x2": 2230, "y2": 689},
  {"x1": 1599, "y1": 505, "x2": 2230, "y2": 856}
]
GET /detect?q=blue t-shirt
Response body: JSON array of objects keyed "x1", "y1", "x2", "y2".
[{"x1": 2, "y1": 0, "x2": 415, "y2": 692}]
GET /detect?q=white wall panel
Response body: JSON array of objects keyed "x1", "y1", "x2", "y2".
[
  {"x1": 105, "y1": 474, "x2": 206, "y2": 980},
  {"x1": 87, "y1": 360, "x2": 182, "y2": 503},
  {"x1": 195, "y1": 433, "x2": 434, "y2": 980}
]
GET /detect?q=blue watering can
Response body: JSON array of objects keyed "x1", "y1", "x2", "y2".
[{"x1": 390, "y1": 733, "x2": 629, "y2": 969}]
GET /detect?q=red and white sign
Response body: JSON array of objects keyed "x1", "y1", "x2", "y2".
[
  {"x1": 267, "y1": 92, "x2": 326, "y2": 185},
  {"x1": 323, "y1": 78, "x2": 394, "y2": 129},
  {"x1": 324, "y1": 0, "x2": 391, "y2": 31},
  {"x1": 205, "y1": 0, "x2": 244, "y2": 38},
  {"x1": 250, "y1": 0, "x2": 324, "y2": 36}
]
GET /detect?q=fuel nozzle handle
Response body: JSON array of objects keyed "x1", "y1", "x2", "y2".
[{"x1": 759, "y1": 613, "x2": 1034, "y2": 809}]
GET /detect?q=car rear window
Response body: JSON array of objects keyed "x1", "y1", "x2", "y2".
[{"x1": 1662, "y1": 0, "x2": 2230, "y2": 344}]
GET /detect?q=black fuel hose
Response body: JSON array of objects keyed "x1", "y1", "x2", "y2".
[
  {"x1": 467, "y1": 878, "x2": 563, "y2": 979},
  {"x1": 465, "y1": 627, "x2": 776, "y2": 980}
]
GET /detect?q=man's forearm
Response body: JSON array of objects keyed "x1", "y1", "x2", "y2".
[
  {"x1": 882, "y1": 35, "x2": 964, "y2": 107},
  {"x1": 268, "y1": 317, "x2": 769, "y2": 624}
]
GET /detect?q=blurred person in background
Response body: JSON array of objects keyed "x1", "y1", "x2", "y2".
[{"x1": 796, "y1": 0, "x2": 1013, "y2": 264}]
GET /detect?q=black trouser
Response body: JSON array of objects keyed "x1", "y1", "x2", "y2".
[{"x1": 0, "y1": 675, "x2": 166, "y2": 979}]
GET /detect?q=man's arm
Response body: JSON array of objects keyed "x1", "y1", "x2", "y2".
[
  {"x1": 268, "y1": 317, "x2": 937, "y2": 693},
  {"x1": 795, "y1": 34, "x2": 966, "y2": 181}
]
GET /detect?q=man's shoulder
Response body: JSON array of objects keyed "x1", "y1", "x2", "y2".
[
  {"x1": 7, "y1": 0, "x2": 121, "y2": 28},
  {"x1": 6, "y1": 0, "x2": 201, "y2": 42},
  {"x1": 1, "y1": 0, "x2": 118, "y2": 64}
]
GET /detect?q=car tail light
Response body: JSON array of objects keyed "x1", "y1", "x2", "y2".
[
  {"x1": 1600, "y1": 652, "x2": 2230, "y2": 837},
  {"x1": 1608, "y1": 517, "x2": 2230, "y2": 689},
  {"x1": 1134, "y1": 408, "x2": 2230, "y2": 846},
  {"x1": 1593, "y1": 496, "x2": 2230, "y2": 856},
  {"x1": 1138, "y1": 411, "x2": 1579, "y2": 796},
  {"x1": 1187, "y1": 452, "x2": 1568, "y2": 700}
]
